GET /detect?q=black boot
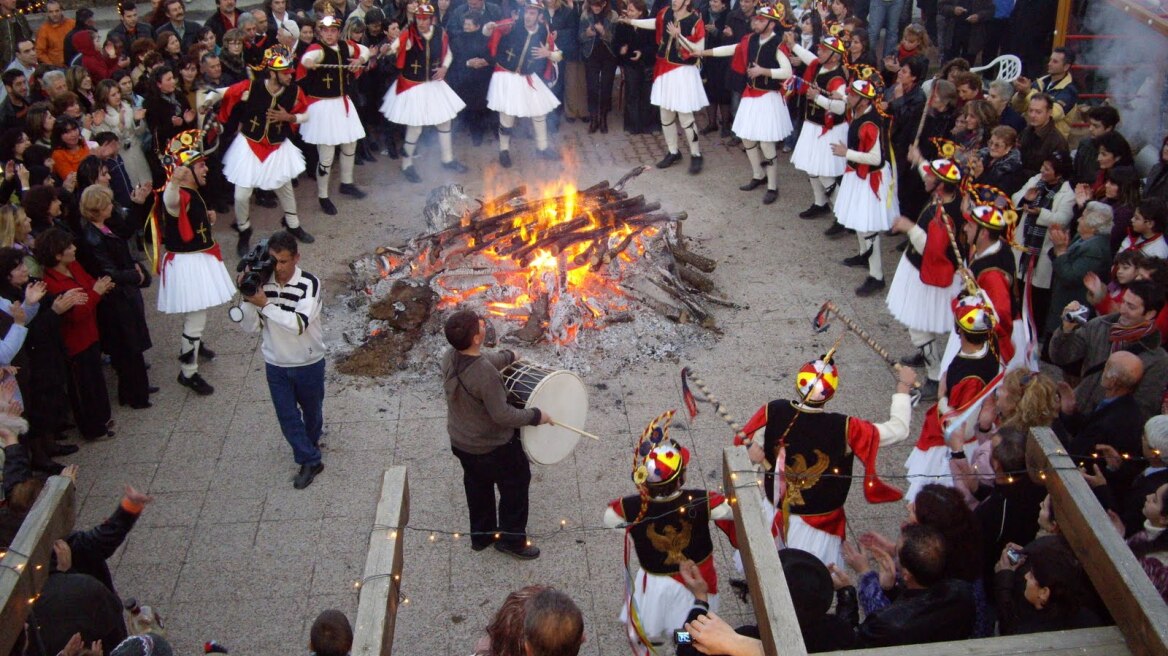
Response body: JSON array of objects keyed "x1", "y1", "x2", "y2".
[
  {"x1": 599, "y1": 113, "x2": 608, "y2": 134},
  {"x1": 236, "y1": 227, "x2": 253, "y2": 258},
  {"x1": 588, "y1": 113, "x2": 599, "y2": 134}
]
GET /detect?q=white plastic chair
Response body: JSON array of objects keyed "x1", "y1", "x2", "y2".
[{"x1": 971, "y1": 54, "x2": 1023, "y2": 83}]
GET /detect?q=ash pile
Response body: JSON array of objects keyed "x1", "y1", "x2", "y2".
[{"x1": 331, "y1": 167, "x2": 743, "y2": 377}]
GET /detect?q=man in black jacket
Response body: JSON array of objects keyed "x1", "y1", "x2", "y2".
[
  {"x1": 886, "y1": 55, "x2": 927, "y2": 221},
  {"x1": 836, "y1": 524, "x2": 976, "y2": 647},
  {"x1": 109, "y1": 5, "x2": 156, "y2": 46}
]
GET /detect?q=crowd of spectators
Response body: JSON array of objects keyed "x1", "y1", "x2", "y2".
[{"x1": 0, "y1": 0, "x2": 1165, "y2": 651}]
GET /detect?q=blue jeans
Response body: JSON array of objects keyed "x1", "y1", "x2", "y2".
[
  {"x1": 868, "y1": 0, "x2": 906, "y2": 58},
  {"x1": 266, "y1": 359, "x2": 325, "y2": 466}
]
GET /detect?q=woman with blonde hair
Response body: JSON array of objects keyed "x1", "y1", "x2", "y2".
[
  {"x1": 95, "y1": 79, "x2": 151, "y2": 187},
  {"x1": 76, "y1": 185, "x2": 154, "y2": 409}
]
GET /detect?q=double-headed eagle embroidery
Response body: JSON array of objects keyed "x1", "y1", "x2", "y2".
[
  {"x1": 647, "y1": 521, "x2": 693, "y2": 565},
  {"x1": 784, "y1": 449, "x2": 831, "y2": 507}
]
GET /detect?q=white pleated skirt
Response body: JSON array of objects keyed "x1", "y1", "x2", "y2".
[
  {"x1": 787, "y1": 515, "x2": 843, "y2": 568},
  {"x1": 222, "y1": 138, "x2": 305, "y2": 190},
  {"x1": 382, "y1": 79, "x2": 467, "y2": 125},
  {"x1": 732, "y1": 92, "x2": 793, "y2": 143},
  {"x1": 904, "y1": 445, "x2": 953, "y2": 501},
  {"x1": 300, "y1": 97, "x2": 365, "y2": 145},
  {"x1": 791, "y1": 121, "x2": 848, "y2": 177},
  {"x1": 158, "y1": 251, "x2": 236, "y2": 314},
  {"x1": 834, "y1": 164, "x2": 899, "y2": 232},
  {"x1": 650, "y1": 65, "x2": 708, "y2": 113},
  {"x1": 486, "y1": 71, "x2": 560, "y2": 118},
  {"x1": 619, "y1": 570, "x2": 719, "y2": 643},
  {"x1": 886, "y1": 255, "x2": 963, "y2": 333}
]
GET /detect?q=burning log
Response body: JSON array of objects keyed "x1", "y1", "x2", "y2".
[
  {"x1": 509, "y1": 294, "x2": 550, "y2": 343},
  {"x1": 670, "y1": 244, "x2": 717, "y2": 273}
]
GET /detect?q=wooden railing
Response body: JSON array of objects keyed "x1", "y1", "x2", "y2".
[
  {"x1": 0, "y1": 476, "x2": 77, "y2": 655},
  {"x1": 352, "y1": 467, "x2": 409, "y2": 656}
]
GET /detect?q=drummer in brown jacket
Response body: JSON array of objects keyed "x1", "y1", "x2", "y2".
[{"x1": 442, "y1": 309, "x2": 554, "y2": 560}]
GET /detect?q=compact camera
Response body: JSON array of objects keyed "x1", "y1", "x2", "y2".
[
  {"x1": 1006, "y1": 548, "x2": 1024, "y2": 566},
  {"x1": 1063, "y1": 305, "x2": 1090, "y2": 325},
  {"x1": 673, "y1": 630, "x2": 692, "y2": 645}
]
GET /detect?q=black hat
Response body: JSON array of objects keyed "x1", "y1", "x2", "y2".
[{"x1": 779, "y1": 548, "x2": 834, "y2": 623}]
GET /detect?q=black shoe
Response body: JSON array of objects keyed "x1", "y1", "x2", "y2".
[
  {"x1": 739, "y1": 177, "x2": 765, "y2": 191},
  {"x1": 177, "y1": 372, "x2": 214, "y2": 396},
  {"x1": 319, "y1": 197, "x2": 338, "y2": 215},
  {"x1": 918, "y1": 379, "x2": 940, "y2": 403},
  {"x1": 701, "y1": 122, "x2": 719, "y2": 135},
  {"x1": 720, "y1": 125, "x2": 733, "y2": 138},
  {"x1": 536, "y1": 148, "x2": 561, "y2": 161},
  {"x1": 128, "y1": 401, "x2": 153, "y2": 409},
  {"x1": 52, "y1": 443, "x2": 79, "y2": 457},
  {"x1": 798, "y1": 203, "x2": 831, "y2": 219},
  {"x1": 362, "y1": 144, "x2": 377, "y2": 163},
  {"x1": 471, "y1": 541, "x2": 493, "y2": 552},
  {"x1": 255, "y1": 191, "x2": 278, "y2": 208},
  {"x1": 824, "y1": 222, "x2": 848, "y2": 237},
  {"x1": 338, "y1": 183, "x2": 366, "y2": 199},
  {"x1": 236, "y1": 227, "x2": 253, "y2": 259},
  {"x1": 727, "y1": 136, "x2": 742, "y2": 147},
  {"x1": 843, "y1": 249, "x2": 872, "y2": 267},
  {"x1": 688, "y1": 155, "x2": 704, "y2": 175},
  {"x1": 854, "y1": 276, "x2": 885, "y2": 297},
  {"x1": 442, "y1": 160, "x2": 470, "y2": 173},
  {"x1": 282, "y1": 220, "x2": 316, "y2": 244},
  {"x1": 588, "y1": 114, "x2": 599, "y2": 134},
  {"x1": 499, "y1": 150, "x2": 512, "y2": 168},
  {"x1": 293, "y1": 462, "x2": 324, "y2": 489},
  {"x1": 599, "y1": 115, "x2": 608, "y2": 133},
  {"x1": 656, "y1": 152, "x2": 682, "y2": 169},
  {"x1": 402, "y1": 165, "x2": 422, "y2": 183},
  {"x1": 147, "y1": 385, "x2": 160, "y2": 394},
  {"x1": 762, "y1": 189, "x2": 778, "y2": 204},
  {"x1": 899, "y1": 352, "x2": 927, "y2": 367},
  {"x1": 494, "y1": 541, "x2": 540, "y2": 560},
  {"x1": 33, "y1": 461, "x2": 66, "y2": 476}
]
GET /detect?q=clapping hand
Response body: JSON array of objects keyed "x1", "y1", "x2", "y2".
[
  {"x1": 23, "y1": 280, "x2": 46, "y2": 305},
  {"x1": 531, "y1": 45, "x2": 552, "y2": 60},
  {"x1": 1048, "y1": 224, "x2": 1070, "y2": 254},
  {"x1": 93, "y1": 276, "x2": 115, "y2": 296},
  {"x1": 859, "y1": 530, "x2": 896, "y2": 555},
  {"x1": 1056, "y1": 379, "x2": 1076, "y2": 414},
  {"x1": 131, "y1": 181, "x2": 153, "y2": 205},
  {"x1": 8, "y1": 300, "x2": 25, "y2": 326},
  {"x1": 666, "y1": 20, "x2": 682, "y2": 38},
  {"x1": 1074, "y1": 183, "x2": 1091, "y2": 206},
  {"x1": 746, "y1": 64, "x2": 768, "y2": 79},
  {"x1": 124, "y1": 485, "x2": 155, "y2": 507},
  {"x1": 51, "y1": 288, "x2": 87, "y2": 314}
]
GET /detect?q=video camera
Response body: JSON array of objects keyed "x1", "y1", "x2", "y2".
[{"x1": 236, "y1": 239, "x2": 274, "y2": 297}]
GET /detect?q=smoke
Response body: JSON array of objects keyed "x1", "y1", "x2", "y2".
[{"x1": 1079, "y1": 0, "x2": 1168, "y2": 151}]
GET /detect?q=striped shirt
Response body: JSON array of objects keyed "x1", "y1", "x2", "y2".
[{"x1": 239, "y1": 266, "x2": 325, "y2": 367}]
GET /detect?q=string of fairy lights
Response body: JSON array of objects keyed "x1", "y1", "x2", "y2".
[{"x1": 339, "y1": 443, "x2": 1155, "y2": 606}]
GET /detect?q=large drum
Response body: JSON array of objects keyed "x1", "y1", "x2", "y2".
[{"x1": 501, "y1": 360, "x2": 589, "y2": 465}]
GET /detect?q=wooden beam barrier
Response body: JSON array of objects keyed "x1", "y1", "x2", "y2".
[
  {"x1": 832, "y1": 626, "x2": 1130, "y2": 656},
  {"x1": 1026, "y1": 426, "x2": 1168, "y2": 656},
  {"x1": 353, "y1": 467, "x2": 410, "y2": 656},
  {"x1": 0, "y1": 475, "x2": 77, "y2": 655},
  {"x1": 722, "y1": 446, "x2": 807, "y2": 656}
]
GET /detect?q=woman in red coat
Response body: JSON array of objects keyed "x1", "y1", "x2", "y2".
[{"x1": 36, "y1": 227, "x2": 116, "y2": 440}]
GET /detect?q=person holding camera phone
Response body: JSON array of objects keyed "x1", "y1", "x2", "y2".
[
  {"x1": 156, "y1": 130, "x2": 237, "y2": 397},
  {"x1": 236, "y1": 230, "x2": 326, "y2": 489}
]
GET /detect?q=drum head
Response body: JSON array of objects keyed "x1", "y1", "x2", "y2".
[{"x1": 521, "y1": 370, "x2": 588, "y2": 465}]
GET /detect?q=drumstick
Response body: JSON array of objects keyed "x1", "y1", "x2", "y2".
[{"x1": 548, "y1": 419, "x2": 601, "y2": 441}]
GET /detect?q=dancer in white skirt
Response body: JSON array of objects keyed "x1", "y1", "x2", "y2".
[
  {"x1": 211, "y1": 46, "x2": 313, "y2": 258},
  {"x1": 483, "y1": 0, "x2": 563, "y2": 168},
  {"x1": 904, "y1": 292, "x2": 1002, "y2": 501},
  {"x1": 622, "y1": 0, "x2": 708, "y2": 174},
  {"x1": 602, "y1": 411, "x2": 734, "y2": 651},
  {"x1": 295, "y1": 10, "x2": 370, "y2": 216},
  {"x1": 154, "y1": 130, "x2": 237, "y2": 397},
  {"x1": 789, "y1": 34, "x2": 848, "y2": 223},
  {"x1": 737, "y1": 354, "x2": 915, "y2": 568},
  {"x1": 888, "y1": 158, "x2": 967, "y2": 402},
  {"x1": 833, "y1": 74, "x2": 899, "y2": 297},
  {"x1": 699, "y1": 3, "x2": 792, "y2": 204},
  {"x1": 382, "y1": 2, "x2": 469, "y2": 182}
]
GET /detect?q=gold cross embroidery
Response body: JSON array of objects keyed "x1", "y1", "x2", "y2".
[
  {"x1": 505, "y1": 48, "x2": 515, "y2": 61},
  {"x1": 248, "y1": 116, "x2": 262, "y2": 131},
  {"x1": 321, "y1": 73, "x2": 333, "y2": 89},
  {"x1": 410, "y1": 60, "x2": 422, "y2": 75},
  {"x1": 196, "y1": 224, "x2": 208, "y2": 242}
]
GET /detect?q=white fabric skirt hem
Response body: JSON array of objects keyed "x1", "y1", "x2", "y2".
[
  {"x1": 732, "y1": 92, "x2": 793, "y2": 142},
  {"x1": 787, "y1": 515, "x2": 843, "y2": 568},
  {"x1": 834, "y1": 164, "x2": 899, "y2": 232},
  {"x1": 904, "y1": 445, "x2": 953, "y2": 501},
  {"x1": 618, "y1": 570, "x2": 719, "y2": 643},
  {"x1": 650, "y1": 66, "x2": 708, "y2": 113},
  {"x1": 791, "y1": 121, "x2": 848, "y2": 176},
  {"x1": 222, "y1": 138, "x2": 305, "y2": 190},
  {"x1": 300, "y1": 97, "x2": 365, "y2": 145},
  {"x1": 486, "y1": 71, "x2": 560, "y2": 117},
  {"x1": 158, "y1": 251, "x2": 236, "y2": 314},
  {"x1": 382, "y1": 79, "x2": 466, "y2": 125},
  {"x1": 886, "y1": 256, "x2": 963, "y2": 333}
]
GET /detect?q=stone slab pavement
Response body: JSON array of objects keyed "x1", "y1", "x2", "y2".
[{"x1": 59, "y1": 108, "x2": 935, "y2": 655}]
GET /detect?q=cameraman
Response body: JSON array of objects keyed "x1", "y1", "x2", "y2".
[{"x1": 236, "y1": 230, "x2": 327, "y2": 490}]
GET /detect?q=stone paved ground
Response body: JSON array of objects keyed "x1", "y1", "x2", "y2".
[{"x1": 49, "y1": 21, "x2": 928, "y2": 646}]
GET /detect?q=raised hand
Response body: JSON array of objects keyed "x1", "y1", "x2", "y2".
[{"x1": 23, "y1": 280, "x2": 46, "y2": 305}]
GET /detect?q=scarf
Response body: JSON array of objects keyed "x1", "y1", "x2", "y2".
[{"x1": 1110, "y1": 319, "x2": 1157, "y2": 351}]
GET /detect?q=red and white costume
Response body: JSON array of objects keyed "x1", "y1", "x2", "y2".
[
  {"x1": 628, "y1": 8, "x2": 708, "y2": 161},
  {"x1": 295, "y1": 36, "x2": 370, "y2": 201}
]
